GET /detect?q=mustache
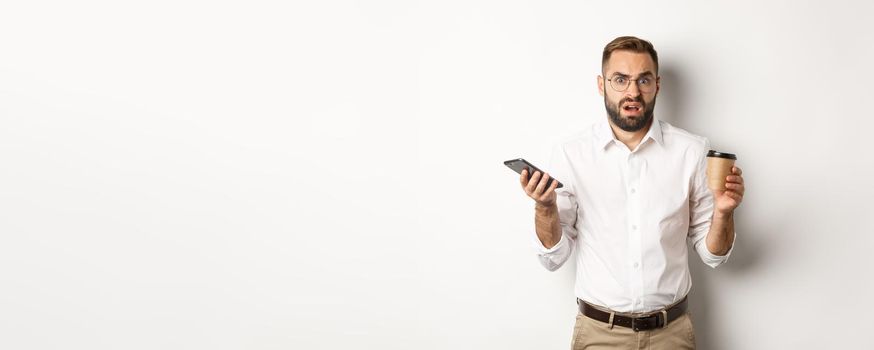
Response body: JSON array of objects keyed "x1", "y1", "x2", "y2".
[{"x1": 621, "y1": 97, "x2": 645, "y2": 107}]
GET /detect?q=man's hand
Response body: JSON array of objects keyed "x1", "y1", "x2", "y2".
[
  {"x1": 713, "y1": 166, "x2": 745, "y2": 215},
  {"x1": 520, "y1": 169, "x2": 560, "y2": 207},
  {"x1": 706, "y1": 165, "x2": 744, "y2": 256},
  {"x1": 521, "y1": 169, "x2": 563, "y2": 249}
]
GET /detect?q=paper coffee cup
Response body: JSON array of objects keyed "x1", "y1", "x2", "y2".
[{"x1": 706, "y1": 150, "x2": 737, "y2": 191}]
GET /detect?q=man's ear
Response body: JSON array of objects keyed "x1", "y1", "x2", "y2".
[
  {"x1": 656, "y1": 76, "x2": 661, "y2": 95},
  {"x1": 597, "y1": 75, "x2": 605, "y2": 97}
]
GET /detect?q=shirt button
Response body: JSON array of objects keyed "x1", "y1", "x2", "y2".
[
  {"x1": 630, "y1": 188, "x2": 636, "y2": 194},
  {"x1": 638, "y1": 300, "x2": 644, "y2": 305},
  {"x1": 632, "y1": 225, "x2": 638, "y2": 230},
  {"x1": 633, "y1": 262, "x2": 640, "y2": 268}
]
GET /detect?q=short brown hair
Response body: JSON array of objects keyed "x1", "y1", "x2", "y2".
[{"x1": 602, "y1": 36, "x2": 659, "y2": 74}]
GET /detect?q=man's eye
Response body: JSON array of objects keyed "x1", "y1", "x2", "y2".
[
  {"x1": 639, "y1": 78, "x2": 651, "y2": 85},
  {"x1": 614, "y1": 77, "x2": 627, "y2": 84}
]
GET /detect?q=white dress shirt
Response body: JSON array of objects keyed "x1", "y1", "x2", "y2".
[{"x1": 534, "y1": 117, "x2": 735, "y2": 313}]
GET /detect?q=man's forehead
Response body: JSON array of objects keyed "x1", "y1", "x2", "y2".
[{"x1": 604, "y1": 51, "x2": 656, "y2": 75}]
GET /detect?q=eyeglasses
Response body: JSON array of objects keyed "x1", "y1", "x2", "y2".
[{"x1": 606, "y1": 75, "x2": 657, "y2": 93}]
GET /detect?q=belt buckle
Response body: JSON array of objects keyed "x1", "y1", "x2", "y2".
[
  {"x1": 631, "y1": 317, "x2": 644, "y2": 332},
  {"x1": 631, "y1": 314, "x2": 662, "y2": 332}
]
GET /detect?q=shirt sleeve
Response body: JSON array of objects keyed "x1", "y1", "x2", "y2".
[
  {"x1": 533, "y1": 144, "x2": 580, "y2": 272},
  {"x1": 688, "y1": 139, "x2": 735, "y2": 268}
]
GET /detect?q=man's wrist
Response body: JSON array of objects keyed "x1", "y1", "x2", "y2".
[
  {"x1": 713, "y1": 210, "x2": 733, "y2": 220},
  {"x1": 535, "y1": 202, "x2": 557, "y2": 212}
]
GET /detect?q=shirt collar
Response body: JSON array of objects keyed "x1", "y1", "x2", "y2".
[{"x1": 596, "y1": 116, "x2": 664, "y2": 151}]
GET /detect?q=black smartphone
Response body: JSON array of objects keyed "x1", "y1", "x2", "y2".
[{"x1": 504, "y1": 158, "x2": 564, "y2": 189}]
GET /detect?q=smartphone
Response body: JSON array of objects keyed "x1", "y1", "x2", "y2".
[{"x1": 504, "y1": 158, "x2": 564, "y2": 189}]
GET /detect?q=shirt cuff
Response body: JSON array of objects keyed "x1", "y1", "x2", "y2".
[
  {"x1": 699, "y1": 231, "x2": 737, "y2": 267},
  {"x1": 536, "y1": 232, "x2": 567, "y2": 255}
]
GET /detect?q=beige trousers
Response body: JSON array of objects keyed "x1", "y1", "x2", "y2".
[{"x1": 570, "y1": 310, "x2": 696, "y2": 349}]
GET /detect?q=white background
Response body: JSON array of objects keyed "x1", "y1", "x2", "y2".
[{"x1": 2, "y1": 1, "x2": 873, "y2": 349}]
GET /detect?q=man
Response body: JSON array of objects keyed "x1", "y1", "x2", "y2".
[{"x1": 519, "y1": 36, "x2": 745, "y2": 349}]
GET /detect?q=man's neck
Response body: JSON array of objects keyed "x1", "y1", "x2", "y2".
[{"x1": 608, "y1": 118, "x2": 653, "y2": 151}]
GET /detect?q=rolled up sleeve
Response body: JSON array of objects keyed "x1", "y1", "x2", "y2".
[
  {"x1": 533, "y1": 145, "x2": 579, "y2": 271},
  {"x1": 688, "y1": 140, "x2": 735, "y2": 268}
]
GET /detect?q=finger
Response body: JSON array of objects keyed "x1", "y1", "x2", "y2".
[
  {"x1": 546, "y1": 177, "x2": 560, "y2": 193},
  {"x1": 534, "y1": 172, "x2": 550, "y2": 195},
  {"x1": 725, "y1": 183, "x2": 745, "y2": 195},
  {"x1": 519, "y1": 169, "x2": 529, "y2": 186},
  {"x1": 538, "y1": 180, "x2": 559, "y2": 202},
  {"x1": 549, "y1": 177, "x2": 560, "y2": 191},
  {"x1": 733, "y1": 166, "x2": 743, "y2": 176},
  {"x1": 724, "y1": 190, "x2": 743, "y2": 201},
  {"x1": 725, "y1": 182, "x2": 744, "y2": 190},
  {"x1": 726, "y1": 175, "x2": 744, "y2": 185},
  {"x1": 525, "y1": 171, "x2": 542, "y2": 193}
]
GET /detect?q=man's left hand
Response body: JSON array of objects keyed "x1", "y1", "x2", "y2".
[{"x1": 714, "y1": 166, "x2": 744, "y2": 215}]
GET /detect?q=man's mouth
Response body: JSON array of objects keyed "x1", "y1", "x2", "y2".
[{"x1": 622, "y1": 103, "x2": 643, "y2": 114}]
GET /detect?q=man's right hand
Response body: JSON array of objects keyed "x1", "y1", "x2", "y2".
[{"x1": 520, "y1": 169, "x2": 560, "y2": 207}]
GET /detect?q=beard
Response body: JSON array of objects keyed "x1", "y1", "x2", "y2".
[{"x1": 605, "y1": 95, "x2": 656, "y2": 132}]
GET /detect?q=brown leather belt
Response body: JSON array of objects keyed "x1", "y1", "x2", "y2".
[{"x1": 577, "y1": 297, "x2": 688, "y2": 332}]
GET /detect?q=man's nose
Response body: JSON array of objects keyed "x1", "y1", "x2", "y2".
[{"x1": 624, "y1": 80, "x2": 641, "y2": 98}]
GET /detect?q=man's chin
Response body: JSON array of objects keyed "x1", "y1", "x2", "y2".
[
  {"x1": 622, "y1": 115, "x2": 643, "y2": 125},
  {"x1": 621, "y1": 110, "x2": 645, "y2": 118},
  {"x1": 616, "y1": 115, "x2": 651, "y2": 132}
]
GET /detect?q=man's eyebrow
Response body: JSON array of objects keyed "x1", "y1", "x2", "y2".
[
  {"x1": 637, "y1": 71, "x2": 655, "y2": 78},
  {"x1": 610, "y1": 71, "x2": 656, "y2": 78}
]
